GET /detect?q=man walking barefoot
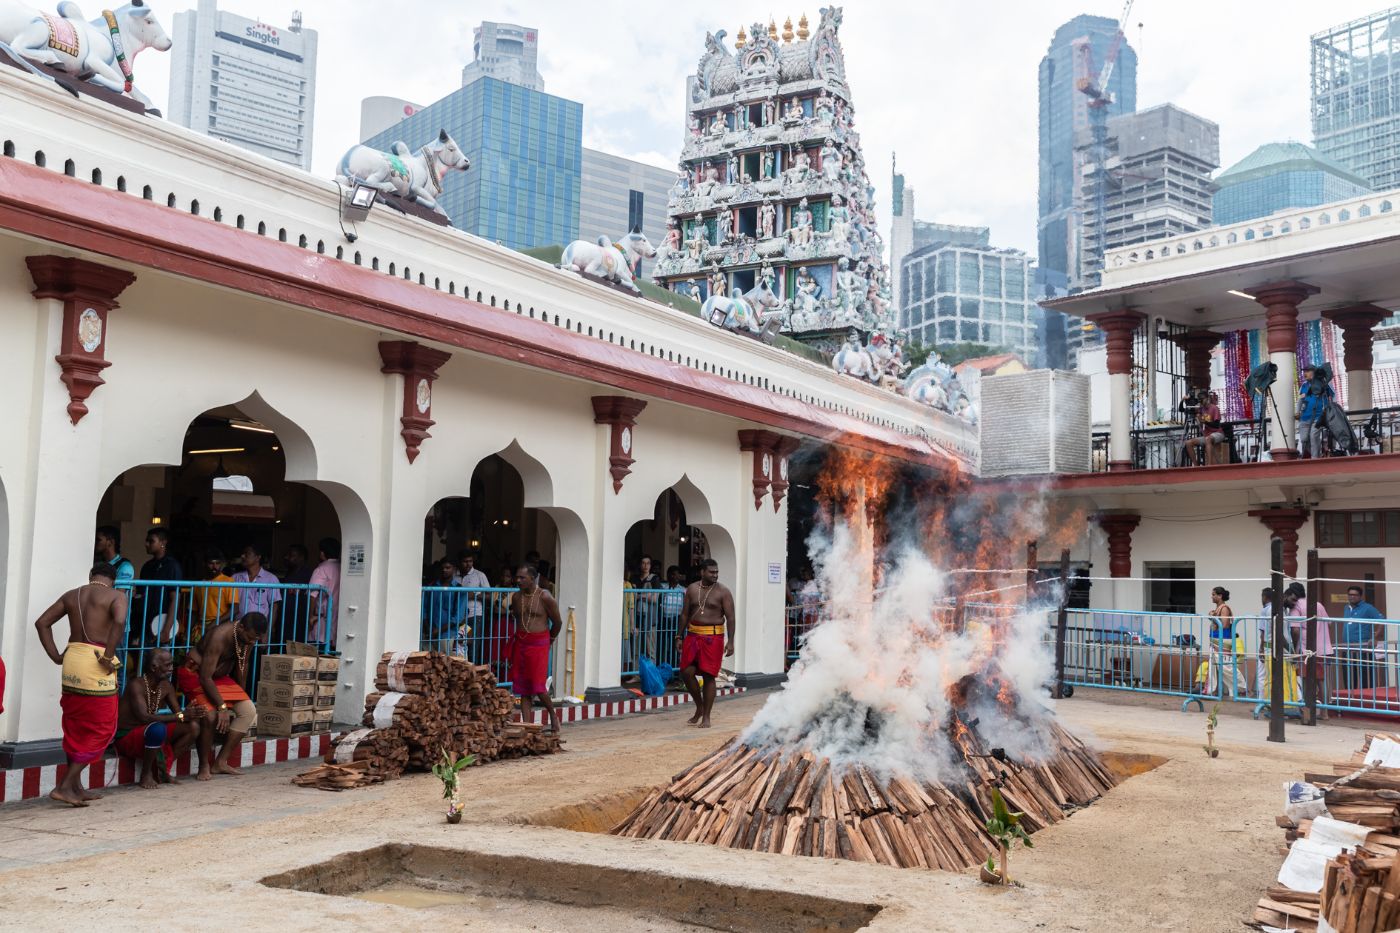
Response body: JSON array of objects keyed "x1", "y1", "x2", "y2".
[
  {"x1": 675, "y1": 559, "x2": 735, "y2": 729},
  {"x1": 508, "y1": 566, "x2": 562, "y2": 733},
  {"x1": 33, "y1": 563, "x2": 127, "y2": 806}
]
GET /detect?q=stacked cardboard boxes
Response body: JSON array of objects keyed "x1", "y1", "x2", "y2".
[{"x1": 256, "y1": 642, "x2": 341, "y2": 736}]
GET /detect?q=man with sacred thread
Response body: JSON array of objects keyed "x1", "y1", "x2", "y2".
[
  {"x1": 508, "y1": 565, "x2": 563, "y2": 732},
  {"x1": 178, "y1": 613, "x2": 268, "y2": 779},
  {"x1": 33, "y1": 562, "x2": 128, "y2": 806},
  {"x1": 675, "y1": 559, "x2": 737, "y2": 728}
]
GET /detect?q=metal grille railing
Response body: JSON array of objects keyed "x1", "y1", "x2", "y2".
[
  {"x1": 621, "y1": 587, "x2": 687, "y2": 677},
  {"x1": 420, "y1": 586, "x2": 518, "y2": 686}
]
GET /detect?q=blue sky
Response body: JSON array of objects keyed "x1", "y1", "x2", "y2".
[{"x1": 133, "y1": 0, "x2": 1398, "y2": 258}]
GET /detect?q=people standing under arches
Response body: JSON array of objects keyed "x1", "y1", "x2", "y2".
[
  {"x1": 308, "y1": 538, "x2": 341, "y2": 647},
  {"x1": 94, "y1": 525, "x2": 134, "y2": 586},
  {"x1": 231, "y1": 545, "x2": 281, "y2": 644},
  {"x1": 33, "y1": 563, "x2": 126, "y2": 806},
  {"x1": 140, "y1": 528, "x2": 183, "y2": 645},
  {"x1": 508, "y1": 565, "x2": 562, "y2": 733},
  {"x1": 676, "y1": 559, "x2": 736, "y2": 729},
  {"x1": 280, "y1": 545, "x2": 314, "y2": 643}
]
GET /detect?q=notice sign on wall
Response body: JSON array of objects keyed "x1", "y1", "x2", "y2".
[
  {"x1": 768, "y1": 562, "x2": 782, "y2": 584},
  {"x1": 346, "y1": 543, "x2": 366, "y2": 576}
]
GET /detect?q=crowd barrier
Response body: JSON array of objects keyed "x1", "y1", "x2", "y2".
[
  {"x1": 621, "y1": 588, "x2": 686, "y2": 677},
  {"x1": 115, "y1": 579, "x2": 333, "y2": 694},
  {"x1": 1055, "y1": 607, "x2": 1400, "y2": 719},
  {"x1": 420, "y1": 586, "x2": 518, "y2": 687}
]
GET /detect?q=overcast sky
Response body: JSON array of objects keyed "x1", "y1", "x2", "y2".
[{"x1": 132, "y1": 0, "x2": 1395, "y2": 258}]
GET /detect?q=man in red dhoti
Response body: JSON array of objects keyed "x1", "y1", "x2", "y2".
[
  {"x1": 33, "y1": 563, "x2": 128, "y2": 807},
  {"x1": 508, "y1": 565, "x2": 563, "y2": 733},
  {"x1": 178, "y1": 613, "x2": 266, "y2": 779},
  {"x1": 115, "y1": 649, "x2": 205, "y2": 788},
  {"x1": 675, "y1": 559, "x2": 736, "y2": 729}
]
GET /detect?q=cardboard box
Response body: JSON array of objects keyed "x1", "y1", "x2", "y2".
[
  {"x1": 316, "y1": 656, "x2": 340, "y2": 681},
  {"x1": 258, "y1": 706, "x2": 314, "y2": 736},
  {"x1": 312, "y1": 709, "x2": 333, "y2": 732},
  {"x1": 315, "y1": 684, "x2": 336, "y2": 709},
  {"x1": 261, "y1": 655, "x2": 316, "y2": 683},
  {"x1": 286, "y1": 641, "x2": 319, "y2": 658},
  {"x1": 257, "y1": 681, "x2": 316, "y2": 709}
]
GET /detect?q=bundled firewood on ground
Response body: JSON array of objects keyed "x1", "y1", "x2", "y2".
[
  {"x1": 1252, "y1": 732, "x2": 1400, "y2": 932},
  {"x1": 293, "y1": 650, "x2": 563, "y2": 791},
  {"x1": 611, "y1": 715, "x2": 1117, "y2": 870}
]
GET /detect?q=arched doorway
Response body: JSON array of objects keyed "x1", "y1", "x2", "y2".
[
  {"x1": 620, "y1": 477, "x2": 737, "y2": 682},
  {"x1": 419, "y1": 444, "x2": 586, "y2": 693},
  {"x1": 93, "y1": 400, "x2": 348, "y2": 678}
]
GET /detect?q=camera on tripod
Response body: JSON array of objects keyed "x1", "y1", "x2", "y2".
[{"x1": 1178, "y1": 387, "x2": 1204, "y2": 416}]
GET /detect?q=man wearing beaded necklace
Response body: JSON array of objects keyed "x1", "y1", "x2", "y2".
[
  {"x1": 34, "y1": 563, "x2": 128, "y2": 806},
  {"x1": 675, "y1": 559, "x2": 736, "y2": 728},
  {"x1": 508, "y1": 565, "x2": 563, "y2": 733},
  {"x1": 115, "y1": 649, "x2": 205, "y2": 788},
  {"x1": 179, "y1": 613, "x2": 267, "y2": 779}
]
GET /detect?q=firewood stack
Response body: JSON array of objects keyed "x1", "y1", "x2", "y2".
[
  {"x1": 611, "y1": 718, "x2": 1117, "y2": 870},
  {"x1": 293, "y1": 650, "x2": 562, "y2": 791},
  {"x1": 1254, "y1": 732, "x2": 1400, "y2": 932}
]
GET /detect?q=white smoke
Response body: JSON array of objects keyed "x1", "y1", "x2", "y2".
[{"x1": 742, "y1": 518, "x2": 1062, "y2": 780}]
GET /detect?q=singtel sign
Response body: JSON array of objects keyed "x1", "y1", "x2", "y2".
[{"x1": 245, "y1": 23, "x2": 280, "y2": 46}]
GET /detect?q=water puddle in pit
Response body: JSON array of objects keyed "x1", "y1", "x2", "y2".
[{"x1": 263, "y1": 843, "x2": 882, "y2": 932}]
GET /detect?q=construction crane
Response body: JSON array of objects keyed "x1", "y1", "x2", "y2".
[{"x1": 1074, "y1": 0, "x2": 1136, "y2": 288}]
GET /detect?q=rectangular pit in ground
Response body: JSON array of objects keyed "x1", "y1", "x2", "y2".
[{"x1": 260, "y1": 843, "x2": 882, "y2": 933}]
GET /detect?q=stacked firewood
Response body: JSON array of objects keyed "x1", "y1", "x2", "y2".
[
  {"x1": 293, "y1": 726, "x2": 410, "y2": 790},
  {"x1": 293, "y1": 650, "x2": 562, "y2": 791},
  {"x1": 1254, "y1": 732, "x2": 1400, "y2": 932},
  {"x1": 611, "y1": 718, "x2": 1117, "y2": 870}
]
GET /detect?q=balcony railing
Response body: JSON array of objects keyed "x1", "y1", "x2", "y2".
[{"x1": 1089, "y1": 406, "x2": 1400, "y2": 472}]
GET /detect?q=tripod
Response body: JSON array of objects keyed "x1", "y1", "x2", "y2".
[
  {"x1": 1177, "y1": 412, "x2": 1203, "y2": 466},
  {"x1": 1256, "y1": 387, "x2": 1292, "y2": 461}
]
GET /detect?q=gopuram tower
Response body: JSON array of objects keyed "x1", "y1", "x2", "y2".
[{"x1": 651, "y1": 9, "x2": 894, "y2": 351}]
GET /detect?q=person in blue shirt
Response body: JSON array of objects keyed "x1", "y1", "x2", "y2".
[
  {"x1": 1297, "y1": 367, "x2": 1335, "y2": 459},
  {"x1": 1342, "y1": 585, "x2": 1385, "y2": 690},
  {"x1": 421, "y1": 559, "x2": 464, "y2": 653},
  {"x1": 94, "y1": 525, "x2": 135, "y2": 584}
]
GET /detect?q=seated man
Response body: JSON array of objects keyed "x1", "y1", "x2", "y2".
[
  {"x1": 1182, "y1": 391, "x2": 1226, "y2": 466},
  {"x1": 177, "y1": 612, "x2": 266, "y2": 779},
  {"x1": 115, "y1": 648, "x2": 203, "y2": 788}
]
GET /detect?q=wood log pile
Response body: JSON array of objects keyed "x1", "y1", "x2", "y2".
[
  {"x1": 1254, "y1": 732, "x2": 1400, "y2": 932},
  {"x1": 293, "y1": 650, "x2": 562, "y2": 791},
  {"x1": 611, "y1": 716, "x2": 1117, "y2": 870}
]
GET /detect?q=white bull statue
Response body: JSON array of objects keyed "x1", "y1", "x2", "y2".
[
  {"x1": 335, "y1": 130, "x2": 470, "y2": 217},
  {"x1": 560, "y1": 230, "x2": 656, "y2": 292},
  {"x1": 702, "y1": 280, "x2": 785, "y2": 340},
  {"x1": 0, "y1": 0, "x2": 171, "y2": 107}
]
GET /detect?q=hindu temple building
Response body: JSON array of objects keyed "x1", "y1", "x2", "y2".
[{"x1": 651, "y1": 10, "x2": 894, "y2": 350}]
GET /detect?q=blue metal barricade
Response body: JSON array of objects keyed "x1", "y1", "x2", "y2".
[
  {"x1": 621, "y1": 588, "x2": 685, "y2": 677},
  {"x1": 115, "y1": 579, "x2": 333, "y2": 695},
  {"x1": 784, "y1": 600, "x2": 828, "y2": 668},
  {"x1": 420, "y1": 586, "x2": 518, "y2": 687}
]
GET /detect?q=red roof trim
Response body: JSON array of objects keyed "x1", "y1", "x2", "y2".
[{"x1": 0, "y1": 157, "x2": 949, "y2": 466}]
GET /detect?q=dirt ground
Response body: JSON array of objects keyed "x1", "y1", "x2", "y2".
[{"x1": 0, "y1": 687, "x2": 1369, "y2": 931}]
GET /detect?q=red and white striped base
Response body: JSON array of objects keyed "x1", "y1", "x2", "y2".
[{"x1": 0, "y1": 686, "x2": 746, "y2": 804}]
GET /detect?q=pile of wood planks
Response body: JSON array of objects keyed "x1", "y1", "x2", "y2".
[
  {"x1": 611, "y1": 717, "x2": 1117, "y2": 870},
  {"x1": 1254, "y1": 732, "x2": 1400, "y2": 932},
  {"x1": 293, "y1": 650, "x2": 562, "y2": 791}
]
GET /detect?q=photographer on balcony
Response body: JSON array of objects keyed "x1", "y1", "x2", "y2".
[
  {"x1": 1298, "y1": 366, "x2": 1335, "y2": 459},
  {"x1": 1180, "y1": 388, "x2": 1226, "y2": 466}
]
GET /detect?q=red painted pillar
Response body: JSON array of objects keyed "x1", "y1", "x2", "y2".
[
  {"x1": 1323, "y1": 303, "x2": 1389, "y2": 412},
  {"x1": 1251, "y1": 281, "x2": 1319, "y2": 461},
  {"x1": 1094, "y1": 512, "x2": 1141, "y2": 578},
  {"x1": 1169, "y1": 329, "x2": 1223, "y2": 394},
  {"x1": 1248, "y1": 508, "x2": 1310, "y2": 578},
  {"x1": 1086, "y1": 310, "x2": 1146, "y2": 472}
]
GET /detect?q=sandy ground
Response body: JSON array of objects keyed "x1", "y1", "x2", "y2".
[{"x1": 0, "y1": 687, "x2": 1370, "y2": 932}]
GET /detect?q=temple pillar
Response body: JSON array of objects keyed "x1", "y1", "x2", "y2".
[
  {"x1": 1170, "y1": 329, "x2": 1223, "y2": 394},
  {"x1": 1087, "y1": 310, "x2": 1145, "y2": 471},
  {"x1": 1249, "y1": 508, "x2": 1310, "y2": 578},
  {"x1": 1252, "y1": 281, "x2": 1319, "y2": 460},
  {"x1": 1323, "y1": 304, "x2": 1390, "y2": 412},
  {"x1": 1094, "y1": 511, "x2": 1140, "y2": 611}
]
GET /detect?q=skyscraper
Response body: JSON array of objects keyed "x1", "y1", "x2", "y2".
[
  {"x1": 1313, "y1": 8, "x2": 1400, "y2": 190},
  {"x1": 1037, "y1": 15, "x2": 1137, "y2": 283},
  {"x1": 578, "y1": 150, "x2": 674, "y2": 275},
  {"x1": 363, "y1": 77, "x2": 582, "y2": 250},
  {"x1": 461, "y1": 22, "x2": 544, "y2": 91},
  {"x1": 1076, "y1": 104, "x2": 1219, "y2": 289},
  {"x1": 1213, "y1": 142, "x2": 1371, "y2": 225},
  {"x1": 1037, "y1": 15, "x2": 1136, "y2": 368},
  {"x1": 167, "y1": 0, "x2": 318, "y2": 170}
]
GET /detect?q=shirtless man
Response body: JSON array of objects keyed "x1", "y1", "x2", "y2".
[
  {"x1": 674, "y1": 559, "x2": 736, "y2": 728},
  {"x1": 115, "y1": 649, "x2": 204, "y2": 788},
  {"x1": 178, "y1": 613, "x2": 267, "y2": 778},
  {"x1": 508, "y1": 565, "x2": 563, "y2": 733},
  {"x1": 33, "y1": 563, "x2": 128, "y2": 806}
]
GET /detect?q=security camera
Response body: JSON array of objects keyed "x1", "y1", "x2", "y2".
[{"x1": 344, "y1": 232, "x2": 358, "y2": 244}]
